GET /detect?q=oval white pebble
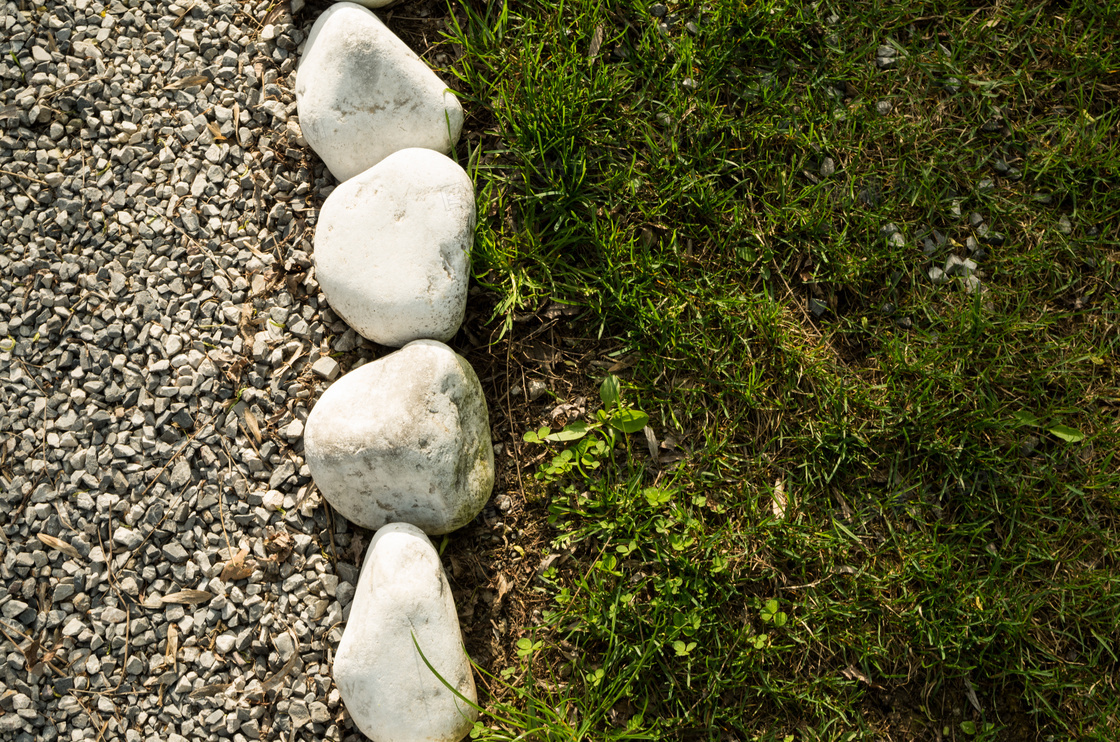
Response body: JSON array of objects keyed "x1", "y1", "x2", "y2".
[
  {"x1": 335, "y1": 523, "x2": 478, "y2": 742},
  {"x1": 295, "y1": 3, "x2": 464, "y2": 182},
  {"x1": 303, "y1": 340, "x2": 494, "y2": 534},
  {"x1": 314, "y1": 148, "x2": 475, "y2": 347}
]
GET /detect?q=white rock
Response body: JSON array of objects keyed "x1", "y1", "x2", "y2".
[
  {"x1": 314, "y1": 148, "x2": 475, "y2": 347},
  {"x1": 263, "y1": 490, "x2": 285, "y2": 511},
  {"x1": 337, "y1": 0, "x2": 397, "y2": 8},
  {"x1": 295, "y1": 3, "x2": 464, "y2": 182},
  {"x1": 303, "y1": 340, "x2": 493, "y2": 534},
  {"x1": 335, "y1": 523, "x2": 477, "y2": 742}
]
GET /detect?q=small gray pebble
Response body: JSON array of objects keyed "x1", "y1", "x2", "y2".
[
  {"x1": 162, "y1": 542, "x2": 190, "y2": 563},
  {"x1": 312, "y1": 356, "x2": 341, "y2": 381},
  {"x1": 274, "y1": 631, "x2": 296, "y2": 662},
  {"x1": 112, "y1": 527, "x2": 144, "y2": 551}
]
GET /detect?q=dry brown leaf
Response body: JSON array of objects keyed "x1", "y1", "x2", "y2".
[
  {"x1": 190, "y1": 682, "x2": 231, "y2": 698},
  {"x1": 166, "y1": 623, "x2": 179, "y2": 670},
  {"x1": 208, "y1": 348, "x2": 235, "y2": 366},
  {"x1": 607, "y1": 355, "x2": 636, "y2": 373},
  {"x1": 496, "y1": 573, "x2": 512, "y2": 606},
  {"x1": 162, "y1": 589, "x2": 213, "y2": 605},
  {"x1": 53, "y1": 502, "x2": 74, "y2": 531},
  {"x1": 225, "y1": 356, "x2": 248, "y2": 385},
  {"x1": 642, "y1": 426, "x2": 659, "y2": 462},
  {"x1": 588, "y1": 25, "x2": 604, "y2": 59},
  {"x1": 207, "y1": 121, "x2": 226, "y2": 141},
  {"x1": 237, "y1": 302, "x2": 253, "y2": 335},
  {"x1": 262, "y1": 3, "x2": 289, "y2": 26},
  {"x1": 841, "y1": 665, "x2": 871, "y2": 685},
  {"x1": 167, "y1": 74, "x2": 209, "y2": 90},
  {"x1": 37, "y1": 533, "x2": 81, "y2": 560},
  {"x1": 347, "y1": 532, "x2": 367, "y2": 564},
  {"x1": 964, "y1": 676, "x2": 982, "y2": 712},
  {"x1": 264, "y1": 528, "x2": 293, "y2": 562},
  {"x1": 243, "y1": 409, "x2": 262, "y2": 445},
  {"x1": 771, "y1": 478, "x2": 788, "y2": 520},
  {"x1": 219, "y1": 548, "x2": 255, "y2": 581},
  {"x1": 22, "y1": 638, "x2": 41, "y2": 670}
]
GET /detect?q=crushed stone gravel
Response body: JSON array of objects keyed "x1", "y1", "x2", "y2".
[{"x1": 0, "y1": 0, "x2": 404, "y2": 740}]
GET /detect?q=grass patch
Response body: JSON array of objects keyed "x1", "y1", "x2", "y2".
[{"x1": 442, "y1": 0, "x2": 1120, "y2": 738}]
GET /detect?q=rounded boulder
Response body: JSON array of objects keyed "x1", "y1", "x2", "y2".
[
  {"x1": 303, "y1": 340, "x2": 494, "y2": 534},
  {"x1": 314, "y1": 148, "x2": 475, "y2": 347},
  {"x1": 335, "y1": 522, "x2": 478, "y2": 742},
  {"x1": 295, "y1": 3, "x2": 464, "y2": 182}
]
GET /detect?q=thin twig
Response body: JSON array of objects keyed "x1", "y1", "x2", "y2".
[
  {"x1": 0, "y1": 168, "x2": 48, "y2": 186},
  {"x1": 37, "y1": 74, "x2": 110, "y2": 103}
]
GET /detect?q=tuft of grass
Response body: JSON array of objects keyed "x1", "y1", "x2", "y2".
[{"x1": 444, "y1": 0, "x2": 1120, "y2": 738}]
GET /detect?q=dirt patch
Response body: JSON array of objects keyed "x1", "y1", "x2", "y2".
[{"x1": 447, "y1": 291, "x2": 624, "y2": 703}]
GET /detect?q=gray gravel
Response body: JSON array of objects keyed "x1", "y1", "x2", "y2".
[{"x1": 0, "y1": 1, "x2": 379, "y2": 740}]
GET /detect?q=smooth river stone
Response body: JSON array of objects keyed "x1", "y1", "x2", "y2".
[
  {"x1": 334, "y1": 0, "x2": 395, "y2": 8},
  {"x1": 335, "y1": 522, "x2": 477, "y2": 742},
  {"x1": 314, "y1": 147, "x2": 475, "y2": 347},
  {"x1": 295, "y1": 3, "x2": 463, "y2": 182},
  {"x1": 303, "y1": 339, "x2": 494, "y2": 534}
]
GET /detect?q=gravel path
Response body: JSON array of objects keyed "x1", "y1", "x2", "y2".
[{"x1": 0, "y1": 1, "x2": 381, "y2": 739}]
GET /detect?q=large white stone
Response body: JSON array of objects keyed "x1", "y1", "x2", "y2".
[
  {"x1": 295, "y1": 3, "x2": 464, "y2": 182},
  {"x1": 335, "y1": 522, "x2": 477, "y2": 742},
  {"x1": 314, "y1": 148, "x2": 474, "y2": 347},
  {"x1": 304, "y1": 340, "x2": 493, "y2": 534},
  {"x1": 336, "y1": 0, "x2": 396, "y2": 8}
]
